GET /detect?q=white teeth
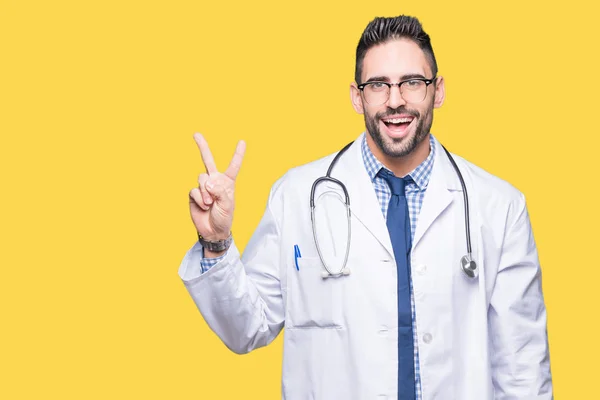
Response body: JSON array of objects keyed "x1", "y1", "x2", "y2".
[{"x1": 384, "y1": 117, "x2": 412, "y2": 123}]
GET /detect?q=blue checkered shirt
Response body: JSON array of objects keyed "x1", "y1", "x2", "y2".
[
  {"x1": 361, "y1": 133, "x2": 436, "y2": 400},
  {"x1": 199, "y1": 248, "x2": 226, "y2": 272},
  {"x1": 200, "y1": 133, "x2": 437, "y2": 399}
]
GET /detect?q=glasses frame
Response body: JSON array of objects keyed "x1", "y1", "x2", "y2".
[{"x1": 357, "y1": 77, "x2": 437, "y2": 105}]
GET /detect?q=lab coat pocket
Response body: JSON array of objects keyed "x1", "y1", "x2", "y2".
[{"x1": 288, "y1": 257, "x2": 343, "y2": 329}]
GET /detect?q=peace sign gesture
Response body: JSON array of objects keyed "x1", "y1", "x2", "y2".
[{"x1": 189, "y1": 133, "x2": 246, "y2": 250}]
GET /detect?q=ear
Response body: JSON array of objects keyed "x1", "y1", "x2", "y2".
[
  {"x1": 433, "y1": 76, "x2": 445, "y2": 108},
  {"x1": 350, "y1": 83, "x2": 364, "y2": 114}
]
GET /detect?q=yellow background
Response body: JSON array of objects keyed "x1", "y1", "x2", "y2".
[{"x1": 1, "y1": 0, "x2": 598, "y2": 398}]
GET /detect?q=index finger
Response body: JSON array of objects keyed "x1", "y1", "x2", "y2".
[
  {"x1": 224, "y1": 140, "x2": 246, "y2": 180},
  {"x1": 193, "y1": 133, "x2": 218, "y2": 175}
]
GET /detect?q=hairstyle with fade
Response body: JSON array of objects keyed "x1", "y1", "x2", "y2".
[{"x1": 355, "y1": 15, "x2": 438, "y2": 84}]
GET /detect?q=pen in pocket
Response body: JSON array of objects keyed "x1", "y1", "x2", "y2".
[{"x1": 294, "y1": 244, "x2": 302, "y2": 271}]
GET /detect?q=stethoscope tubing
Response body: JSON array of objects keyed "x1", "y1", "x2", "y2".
[{"x1": 310, "y1": 138, "x2": 477, "y2": 279}]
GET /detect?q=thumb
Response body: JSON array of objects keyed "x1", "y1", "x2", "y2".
[{"x1": 205, "y1": 177, "x2": 229, "y2": 202}]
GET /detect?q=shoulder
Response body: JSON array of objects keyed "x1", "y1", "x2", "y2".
[
  {"x1": 269, "y1": 137, "x2": 361, "y2": 201},
  {"x1": 269, "y1": 151, "x2": 338, "y2": 201},
  {"x1": 448, "y1": 150, "x2": 527, "y2": 219}
]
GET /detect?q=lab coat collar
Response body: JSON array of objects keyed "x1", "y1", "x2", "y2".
[
  {"x1": 334, "y1": 133, "x2": 463, "y2": 257},
  {"x1": 412, "y1": 136, "x2": 463, "y2": 250}
]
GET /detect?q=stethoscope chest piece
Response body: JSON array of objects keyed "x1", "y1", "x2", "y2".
[{"x1": 460, "y1": 254, "x2": 478, "y2": 279}]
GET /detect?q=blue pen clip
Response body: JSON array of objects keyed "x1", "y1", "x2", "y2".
[{"x1": 294, "y1": 244, "x2": 301, "y2": 271}]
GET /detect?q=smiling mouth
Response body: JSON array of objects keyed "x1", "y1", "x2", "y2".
[
  {"x1": 379, "y1": 114, "x2": 416, "y2": 138},
  {"x1": 381, "y1": 116, "x2": 415, "y2": 130}
]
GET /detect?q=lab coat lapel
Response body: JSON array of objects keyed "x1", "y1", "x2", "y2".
[
  {"x1": 333, "y1": 136, "x2": 395, "y2": 259},
  {"x1": 412, "y1": 138, "x2": 462, "y2": 251}
]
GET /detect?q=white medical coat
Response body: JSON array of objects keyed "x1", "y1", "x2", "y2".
[{"x1": 178, "y1": 135, "x2": 553, "y2": 399}]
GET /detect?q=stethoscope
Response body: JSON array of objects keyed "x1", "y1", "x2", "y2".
[{"x1": 310, "y1": 140, "x2": 478, "y2": 280}]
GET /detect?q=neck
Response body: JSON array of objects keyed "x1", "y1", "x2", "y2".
[{"x1": 367, "y1": 133, "x2": 431, "y2": 177}]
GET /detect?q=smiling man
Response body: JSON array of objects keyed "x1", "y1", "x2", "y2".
[
  {"x1": 179, "y1": 15, "x2": 553, "y2": 400},
  {"x1": 352, "y1": 31, "x2": 442, "y2": 177}
]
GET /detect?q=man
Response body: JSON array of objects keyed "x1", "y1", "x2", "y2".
[{"x1": 179, "y1": 15, "x2": 553, "y2": 399}]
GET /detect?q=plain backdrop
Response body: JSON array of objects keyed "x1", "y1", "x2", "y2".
[{"x1": 1, "y1": 0, "x2": 598, "y2": 398}]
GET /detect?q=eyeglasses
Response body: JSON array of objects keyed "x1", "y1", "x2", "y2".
[{"x1": 357, "y1": 77, "x2": 436, "y2": 105}]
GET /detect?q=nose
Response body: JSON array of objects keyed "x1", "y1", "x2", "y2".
[{"x1": 387, "y1": 84, "x2": 406, "y2": 109}]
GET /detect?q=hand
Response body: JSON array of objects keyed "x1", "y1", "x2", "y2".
[{"x1": 189, "y1": 133, "x2": 246, "y2": 244}]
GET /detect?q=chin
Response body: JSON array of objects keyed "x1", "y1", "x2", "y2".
[
  {"x1": 378, "y1": 126, "x2": 426, "y2": 158},
  {"x1": 365, "y1": 109, "x2": 432, "y2": 159}
]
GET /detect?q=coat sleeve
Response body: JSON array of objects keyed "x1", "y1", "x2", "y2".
[
  {"x1": 178, "y1": 182, "x2": 285, "y2": 354},
  {"x1": 489, "y1": 192, "x2": 553, "y2": 399}
]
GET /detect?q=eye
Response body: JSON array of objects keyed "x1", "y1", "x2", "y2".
[
  {"x1": 368, "y1": 82, "x2": 387, "y2": 92},
  {"x1": 406, "y1": 80, "x2": 422, "y2": 87},
  {"x1": 403, "y1": 79, "x2": 425, "y2": 91}
]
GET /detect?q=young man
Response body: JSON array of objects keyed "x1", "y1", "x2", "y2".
[{"x1": 180, "y1": 15, "x2": 553, "y2": 400}]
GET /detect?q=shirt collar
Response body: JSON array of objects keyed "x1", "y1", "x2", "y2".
[{"x1": 361, "y1": 132, "x2": 437, "y2": 190}]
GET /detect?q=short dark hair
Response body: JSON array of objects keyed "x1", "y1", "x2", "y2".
[{"x1": 355, "y1": 15, "x2": 438, "y2": 84}]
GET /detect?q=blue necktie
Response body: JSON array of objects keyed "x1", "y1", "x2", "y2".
[{"x1": 378, "y1": 169, "x2": 415, "y2": 400}]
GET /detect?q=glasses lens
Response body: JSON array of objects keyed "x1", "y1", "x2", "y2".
[
  {"x1": 401, "y1": 80, "x2": 427, "y2": 103},
  {"x1": 364, "y1": 83, "x2": 389, "y2": 105}
]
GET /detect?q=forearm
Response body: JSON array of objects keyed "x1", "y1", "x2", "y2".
[{"x1": 179, "y1": 241, "x2": 284, "y2": 354}]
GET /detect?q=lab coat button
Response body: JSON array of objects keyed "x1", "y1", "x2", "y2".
[{"x1": 423, "y1": 333, "x2": 433, "y2": 344}]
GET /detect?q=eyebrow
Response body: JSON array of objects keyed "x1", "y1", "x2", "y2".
[
  {"x1": 365, "y1": 76, "x2": 391, "y2": 83},
  {"x1": 364, "y1": 73, "x2": 428, "y2": 83}
]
